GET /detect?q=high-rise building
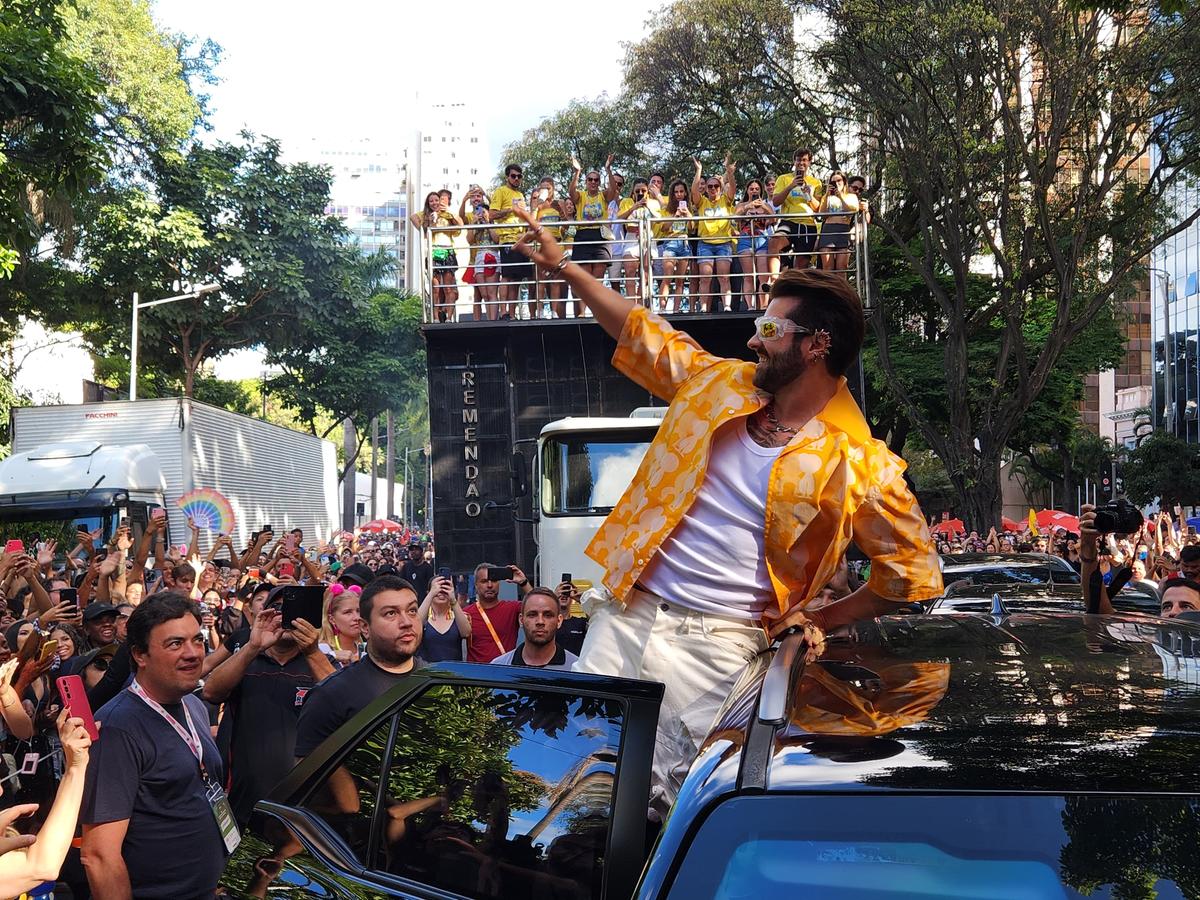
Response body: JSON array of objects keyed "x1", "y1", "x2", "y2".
[
  {"x1": 417, "y1": 101, "x2": 494, "y2": 203},
  {"x1": 1153, "y1": 177, "x2": 1200, "y2": 441},
  {"x1": 298, "y1": 138, "x2": 411, "y2": 285}
]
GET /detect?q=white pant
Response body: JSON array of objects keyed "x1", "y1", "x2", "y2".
[{"x1": 574, "y1": 587, "x2": 769, "y2": 816}]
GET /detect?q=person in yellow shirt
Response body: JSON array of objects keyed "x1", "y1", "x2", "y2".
[
  {"x1": 409, "y1": 191, "x2": 463, "y2": 322},
  {"x1": 567, "y1": 155, "x2": 621, "y2": 283},
  {"x1": 460, "y1": 186, "x2": 499, "y2": 321},
  {"x1": 532, "y1": 177, "x2": 572, "y2": 318},
  {"x1": 770, "y1": 147, "x2": 824, "y2": 270},
  {"x1": 616, "y1": 178, "x2": 661, "y2": 303},
  {"x1": 489, "y1": 164, "x2": 530, "y2": 320},
  {"x1": 690, "y1": 153, "x2": 737, "y2": 313},
  {"x1": 504, "y1": 204, "x2": 941, "y2": 818},
  {"x1": 654, "y1": 179, "x2": 692, "y2": 314}
]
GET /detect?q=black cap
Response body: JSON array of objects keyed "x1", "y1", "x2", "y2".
[
  {"x1": 339, "y1": 563, "x2": 374, "y2": 587},
  {"x1": 83, "y1": 603, "x2": 119, "y2": 622}
]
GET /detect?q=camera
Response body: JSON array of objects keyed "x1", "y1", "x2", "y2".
[{"x1": 1092, "y1": 498, "x2": 1143, "y2": 535}]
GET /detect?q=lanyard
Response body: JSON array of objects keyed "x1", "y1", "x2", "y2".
[
  {"x1": 476, "y1": 603, "x2": 507, "y2": 655},
  {"x1": 128, "y1": 679, "x2": 207, "y2": 777}
]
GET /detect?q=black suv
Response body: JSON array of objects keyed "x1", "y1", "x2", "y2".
[{"x1": 219, "y1": 612, "x2": 1200, "y2": 899}]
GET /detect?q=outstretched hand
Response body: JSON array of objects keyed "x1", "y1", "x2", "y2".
[{"x1": 511, "y1": 206, "x2": 567, "y2": 271}]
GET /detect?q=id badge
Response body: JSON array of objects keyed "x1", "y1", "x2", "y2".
[{"x1": 205, "y1": 779, "x2": 242, "y2": 854}]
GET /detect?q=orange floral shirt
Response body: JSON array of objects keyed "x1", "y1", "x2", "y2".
[{"x1": 584, "y1": 306, "x2": 943, "y2": 638}]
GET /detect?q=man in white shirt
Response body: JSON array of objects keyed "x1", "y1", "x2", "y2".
[{"x1": 490, "y1": 588, "x2": 578, "y2": 671}]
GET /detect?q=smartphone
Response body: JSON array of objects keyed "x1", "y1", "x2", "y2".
[
  {"x1": 284, "y1": 534, "x2": 297, "y2": 552},
  {"x1": 56, "y1": 675, "x2": 100, "y2": 741},
  {"x1": 248, "y1": 567, "x2": 263, "y2": 580},
  {"x1": 37, "y1": 640, "x2": 58, "y2": 666},
  {"x1": 277, "y1": 561, "x2": 295, "y2": 580},
  {"x1": 59, "y1": 587, "x2": 78, "y2": 609},
  {"x1": 4, "y1": 539, "x2": 24, "y2": 554},
  {"x1": 437, "y1": 566, "x2": 451, "y2": 579},
  {"x1": 151, "y1": 508, "x2": 166, "y2": 521},
  {"x1": 277, "y1": 585, "x2": 326, "y2": 630},
  {"x1": 679, "y1": 201, "x2": 689, "y2": 214},
  {"x1": 1190, "y1": 526, "x2": 1197, "y2": 538},
  {"x1": 561, "y1": 572, "x2": 572, "y2": 585},
  {"x1": 486, "y1": 566, "x2": 514, "y2": 582},
  {"x1": 260, "y1": 524, "x2": 273, "y2": 536}
]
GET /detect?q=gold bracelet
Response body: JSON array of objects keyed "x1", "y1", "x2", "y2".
[{"x1": 551, "y1": 255, "x2": 571, "y2": 275}]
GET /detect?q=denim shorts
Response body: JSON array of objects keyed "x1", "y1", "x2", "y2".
[
  {"x1": 658, "y1": 238, "x2": 690, "y2": 258},
  {"x1": 697, "y1": 241, "x2": 732, "y2": 259},
  {"x1": 736, "y1": 235, "x2": 769, "y2": 254}
]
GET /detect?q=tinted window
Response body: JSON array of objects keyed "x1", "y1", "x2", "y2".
[
  {"x1": 298, "y1": 718, "x2": 394, "y2": 863},
  {"x1": 372, "y1": 684, "x2": 623, "y2": 900},
  {"x1": 541, "y1": 435, "x2": 651, "y2": 515},
  {"x1": 667, "y1": 795, "x2": 1199, "y2": 899}
]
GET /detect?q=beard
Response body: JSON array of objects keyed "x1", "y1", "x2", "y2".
[{"x1": 753, "y1": 341, "x2": 809, "y2": 393}]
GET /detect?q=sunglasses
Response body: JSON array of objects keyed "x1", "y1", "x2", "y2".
[
  {"x1": 508, "y1": 172, "x2": 523, "y2": 180},
  {"x1": 754, "y1": 316, "x2": 814, "y2": 341},
  {"x1": 586, "y1": 176, "x2": 599, "y2": 182},
  {"x1": 706, "y1": 183, "x2": 720, "y2": 189}
]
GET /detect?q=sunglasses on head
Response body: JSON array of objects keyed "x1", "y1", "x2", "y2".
[{"x1": 754, "y1": 316, "x2": 814, "y2": 341}]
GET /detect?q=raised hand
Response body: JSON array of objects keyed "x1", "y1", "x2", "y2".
[
  {"x1": 290, "y1": 617, "x2": 321, "y2": 655},
  {"x1": 249, "y1": 607, "x2": 283, "y2": 651},
  {"x1": 724, "y1": 150, "x2": 734, "y2": 168},
  {"x1": 115, "y1": 528, "x2": 133, "y2": 553},
  {"x1": 605, "y1": 153, "x2": 614, "y2": 169},
  {"x1": 692, "y1": 156, "x2": 703, "y2": 173},
  {"x1": 36, "y1": 540, "x2": 57, "y2": 567},
  {"x1": 511, "y1": 206, "x2": 566, "y2": 271},
  {"x1": 570, "y1": 155, "x2": 582, "y2": 172},
  {"x1": 57, "y1": 707, "x2": 93, "y2": 770},
  {"x1": 187, "y1": 552, "x2": 205, "y2": 580}
]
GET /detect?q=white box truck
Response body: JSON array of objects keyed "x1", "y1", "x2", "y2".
[{"x1": 0, "y1": 398, "x2": 340, "y2": 553}]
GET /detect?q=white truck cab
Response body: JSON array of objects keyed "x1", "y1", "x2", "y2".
[{"x1": 533, "y1": 409, "x2": 664, "y2": 588}]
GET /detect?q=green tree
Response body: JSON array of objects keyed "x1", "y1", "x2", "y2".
[
  {"x1": 812, "y1": 0, "x2": 1200, "y2": 529},
  {"x1": 266, "y1": 289, "x2": 426, "y2": 481},
  {"x1": 1121, "y1": 430, "x2": 1200, "y2": 507},
  {"x1": 622, "y1": 0, "x2": 846, "y2": 177},
  {"x1": 78, "y1": 134, "x2": 365, "y2": 396},
  {"x1": 500, "y1": 94, "x2": 650, "y2": 189}
]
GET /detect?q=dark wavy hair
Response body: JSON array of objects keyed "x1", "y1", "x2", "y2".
[{"x1": 126, "y1": 592, "x2": 201, "y2": 655}]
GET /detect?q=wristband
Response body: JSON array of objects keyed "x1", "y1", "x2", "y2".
[{"x1": 551, "y1": 255, "x2": 571, "y2": 275}]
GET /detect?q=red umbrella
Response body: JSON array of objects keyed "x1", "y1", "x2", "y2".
[
  {"x1": 358, "y1": 518, "x2": 405, "y2": 534},
  {"x1": 1035, "y1": 510, "x2": 1080, "y2": 532},
  {"x1": 1001, "y1": 516, "x2": 1021, "y2": 532},
  {"x1": 931, "y1": 518, "x2": 965, "y2": 536}
]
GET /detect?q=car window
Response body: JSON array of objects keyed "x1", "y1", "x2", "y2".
[
  {"x1": 667, "y1": 794, "x2": 1198, "y2": 899},
  {"x1": 370, "y1": 683, "x2": 624, "y2": 900},
  {"x1": 298, "y1": 718, "x2": 395, "y2": 863}
]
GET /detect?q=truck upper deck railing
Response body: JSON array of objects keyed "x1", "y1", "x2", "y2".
[{"x1": 416, "y1": 209, "x2": 871, "y2": 324}]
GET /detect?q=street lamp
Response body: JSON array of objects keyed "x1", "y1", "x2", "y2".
[{"x1": 129, "y1": 282, "x2": 221, "y2": 401}]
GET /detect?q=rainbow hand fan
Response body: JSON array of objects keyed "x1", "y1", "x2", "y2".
[{"x1": 176, "y1": 488, "x2": 236, "y2": 534}]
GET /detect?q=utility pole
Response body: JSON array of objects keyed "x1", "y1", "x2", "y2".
[
  {"x1": 385, "y1": 409, "x2": 396, "y2": 521},
  {"x1": 370, "y1": 415, "x2": 379, "y2": 521},
  {"x1": 342, "y1": 418, "x2": 356, "y2": 530}
]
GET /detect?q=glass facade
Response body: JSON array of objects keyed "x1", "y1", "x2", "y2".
[{"x1": 1154, "y1": 177, "x2": 1200, "y2": 440}]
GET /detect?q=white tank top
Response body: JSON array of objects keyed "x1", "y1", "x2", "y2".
[{"x1": 639, "y1": 418, "x2": 783, "y2": 618}]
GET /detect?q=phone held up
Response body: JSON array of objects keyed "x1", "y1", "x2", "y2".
[
  {"x1": 486, "y1": 566, "x2": 513, "y2": 583},
  {"x1": 57, "y1": 675, "x2": 100, "y2": 741}
]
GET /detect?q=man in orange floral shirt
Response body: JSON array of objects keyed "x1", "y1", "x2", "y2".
[{"x1": 510, "y1": 207, "x2": 942, "y2": 815}]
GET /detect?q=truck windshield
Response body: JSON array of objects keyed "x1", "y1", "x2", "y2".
[
  {"x1": 665, "y1": 794, "x2": 1198, "y2": 899},
  {"x1": 541, "y1": 435, "x2": 651, "y2": 515}
]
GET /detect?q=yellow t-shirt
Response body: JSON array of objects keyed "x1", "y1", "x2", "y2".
[
  {"x1": 489, "y1": 185, "x2": 526, "y2": 244},
  {"x1": 618, "y1": 197, "x2": 661, "y2": 237},
  {"x1": 774, "y1": 172, "x2": 824, "y2": 224},
  {"x1": 535, "y1": 203, "x2": 565, "y2": 239},
  {"x1": 654, "y1": 206, "x2": 691, "y2": 239},
  {"x1": 696, "y1": 193, "x2": 735, "y2": 243},
  {"x1": 574, "y1": 189, "x2": 607, "y2": 224},
  {"x1": 463, "y1": 210, "x2": 494, "y2": 264}
]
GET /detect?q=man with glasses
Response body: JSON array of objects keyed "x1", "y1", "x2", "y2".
[
  {"x1": 505, "y1": 209, "x2": 941, "y2": 816},
  {"x1": 490, "y1": 164, "x2": 532, "y2": 319}
]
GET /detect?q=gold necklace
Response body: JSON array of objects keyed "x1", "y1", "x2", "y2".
[{"x1": 763, "y1": 403, "x2": 798, "y2": 435}]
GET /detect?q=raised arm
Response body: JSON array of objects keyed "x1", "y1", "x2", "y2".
[
  {"x1": 603, "y1": 154, "x2": 619, "y2": 203},
  {"x1": 511, "y1": 206, "x2": 634, "y2": 340},
  {"x1": 691, "y1": 157, "x2": 703, "y2": 207},
  {"x1": 723, "y1": 152, "x2": 736, "y2": 200},
  {"x1": 568, "y1": 157, "x2": 582, "y2": 206}
]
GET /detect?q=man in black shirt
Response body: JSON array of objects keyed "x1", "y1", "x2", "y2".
[
  {"x1": 399, "y1": 543, "x2": 434, "y2": 603},
  {"x1": 295, "y1": 575, "x2": 424, "y2": 758},
  {"x1": 81, "y1": 593, "x2": 232, "y2": 899},
  {"x1": 202, "y1": 591, "x2": 335, "y2": 825}
]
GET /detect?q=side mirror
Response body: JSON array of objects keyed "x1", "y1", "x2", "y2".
[{"x1": 511, "y1": 450, "x2": 529, "y2": 499}]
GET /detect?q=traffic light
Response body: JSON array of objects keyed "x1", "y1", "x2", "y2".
[{"x1": 1099, "y1": 472, "x2": 1113, "y2": 502}]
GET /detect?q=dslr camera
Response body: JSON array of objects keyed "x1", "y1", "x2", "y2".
[{"x1": 1092, "y1": 498, "x2": 1143, "y2": 535}]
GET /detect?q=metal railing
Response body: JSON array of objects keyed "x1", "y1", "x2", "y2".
[{"x1": 417, "y1": 209, "x2": 871, "y2": 323}]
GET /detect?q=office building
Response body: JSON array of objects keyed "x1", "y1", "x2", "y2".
[
  {"x1": 1153, "y1": 177, "x2": 1200, "y2": 441},
  {"x1": 417, "y1": 101, "x2": 493, "y2": 203}
]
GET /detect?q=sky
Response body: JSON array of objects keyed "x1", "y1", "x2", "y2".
[
  {"x1": 152, "y1": 0, "x2": 657, "y2": 168},
  {"x1": 18, "y1": 0, "x2": 659, "y2": 397}
]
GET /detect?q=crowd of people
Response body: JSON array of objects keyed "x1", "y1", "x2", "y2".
[
  {"x1": 932, "y1": 505, "x2": 1200, "y2": 617},
  {"x1": 0, "y1": 520, "x2": 593, "y2": 897},
  {"x1": 411, "y1": 148, "x2": 871, "y2": 323}
]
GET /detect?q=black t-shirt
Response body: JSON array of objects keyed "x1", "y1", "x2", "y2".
[
  {"x1": 224, "y1": 650, "x2": 325, "y2": 826},
  {"x1": 294, "y1": 656, "x2": 424, "y2": 757},
  {"x1": 81, "y1": 689, "x2": 227, "y2": 899},
  {"x1": 558, "y1": 617, "x2": 588, "y2": 656},
  {"x1": 399, "y1": 559, "x2": 435, "y2": 599}
]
